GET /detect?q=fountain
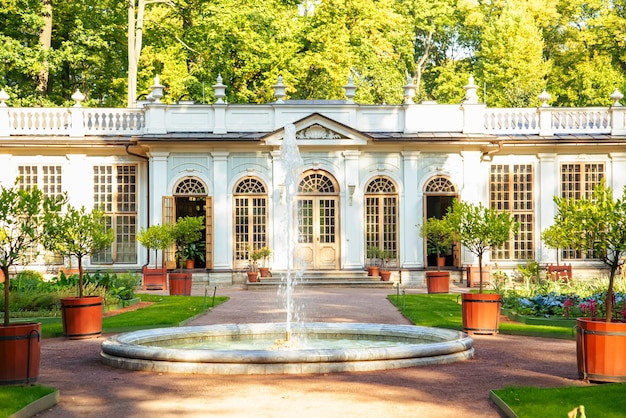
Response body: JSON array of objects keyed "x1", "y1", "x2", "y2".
[{"x1": 100, "y1": 123, "x2": 474, "y2": 375}]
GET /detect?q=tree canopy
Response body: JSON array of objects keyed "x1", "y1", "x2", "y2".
[{"x1": 1, "y1": 0, "x2": 625, "y2": 107}]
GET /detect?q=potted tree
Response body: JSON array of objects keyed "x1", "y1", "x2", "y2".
[
  {"x1": 169, "y1": 216, "x2": 204, "y2": 295},
  {"x1": 366, "y1": 246, "x2": 381, "y2": 277},
  {"x1": 137, "y1": 224, "x2": 174, "y2": 290},
  {"x1": 43, "y1": 204, "x2": 114, "y2": 339},
  {"x1": 550, "y1": 182, "x2": 626, "y2": 382},
  {"x1": 0, "y1": 181, "x2": 63, "y2": 385},
  {"x1": 379, "y1": 250, "x2": 393, "y2": 282},
  {"x1": 445, "y1": 199, "x2": 518, "y2": 335},
  {"x1": 247, "y1": 247, "x2": 262, "y2": 282},
  {"x1": 419, "y1": 217, "x2": 453, "y2": 293},
  {"x1": 256, "y1": 247, "x2": 272, "y2": 277}
]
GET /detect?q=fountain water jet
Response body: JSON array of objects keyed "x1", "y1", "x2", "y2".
[{"x1": 101, "y1": 123, "x2": 474, "y2": 375}]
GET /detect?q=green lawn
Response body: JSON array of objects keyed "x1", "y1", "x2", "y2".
[
  {"x1": 389, "y1": 293, "x2": 574, "y2": 339},
  {"x1": 491, "y1": 384, "x2": 626, "y2": 418},
  {"x1": 0, "y1": 385, "x2": 57, "y2": 417}
]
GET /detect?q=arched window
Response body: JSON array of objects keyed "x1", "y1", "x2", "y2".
[
  {"x1": 175, "y1": 177, "x2": 207, "y2": 195},
  {"x1": 365, "y1": 177, "x2": 398, "y2": 265},
  {"x1": 233, "y1": 177, "x2": 268, "y2": 268}
]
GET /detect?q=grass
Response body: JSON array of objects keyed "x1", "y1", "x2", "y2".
[
  {"x1": 491, "y1": 384, "x2": 626, "y2": 417},
  {"x1": 0, "y1": 385, "x2": 57, "y2": 417},
  {"x1": 388, "y1": 293, "x2": 574, "y2": 339},
  {"x1": 10, "y1": 293, "x2": 229, "y2": 337}
]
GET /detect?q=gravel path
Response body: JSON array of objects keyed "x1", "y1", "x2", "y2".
[{"x1": 37, "y1": 287, "x2": 584, "y2": 417}]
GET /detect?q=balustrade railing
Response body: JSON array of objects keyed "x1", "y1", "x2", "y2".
[{"x1": 0, "y1": 103, "x2": 624, "y2": 138}]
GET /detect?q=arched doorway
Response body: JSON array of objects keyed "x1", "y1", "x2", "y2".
[
  {"x1": 364, "y1": 176, "x2": 398, "y2": 268},
  {"x1": 163, "y1": 177, "x2": 212, "y2": 269},
  {"x1": 232, "y1": 177, "x2": 268, "y2": 269},
  {"x1": 296, "y1": 170, "x2": 339, "y2": 270},
  {"x1": 423, "y1": 176, "x2": 458, "y2": 268}
]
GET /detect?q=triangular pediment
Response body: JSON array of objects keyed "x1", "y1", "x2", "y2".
[{"x1": 262, "y1": 113, "x2": 371, "y2": 146}]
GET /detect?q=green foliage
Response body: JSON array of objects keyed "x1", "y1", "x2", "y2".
[
  {"x1": 171, "y1": 216, "x2": 204, "y2": 269},
  {"x1": 444, "y1": 199, "x2": 519, "y2": 292},
  {"x1": 0, "y1": 179, "x2": 64, "y2": 326},
  {"x1": 43, "y1": 205, "x2": 114, "y2": 297},
  {"x1": 419, "y1": 217, "x2": 454, "y2": 265},
  {"x1": 137, "y1": 224, "x2": 175, "y2": 268},
  {"x1": 549, "y1": 181, "x2": 626, "y2": 321}
]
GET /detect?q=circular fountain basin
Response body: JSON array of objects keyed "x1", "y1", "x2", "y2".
[{"x1": 101, "y1": 323, "x2": 474, "y2": 375}]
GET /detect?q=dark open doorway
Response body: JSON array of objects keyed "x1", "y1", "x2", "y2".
[
  {"x1": 425, "y1": 195, "x2": 455, "y2": 268},
  {"x1": 176, "y1": 196, "x2": 207, "y2": 269}
]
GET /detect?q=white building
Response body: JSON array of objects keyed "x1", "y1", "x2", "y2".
[{"x1": 1, "y1": 78, "x2": 624, "y2": 287}]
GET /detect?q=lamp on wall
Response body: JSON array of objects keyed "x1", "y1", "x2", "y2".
[{"x1": 348, "y1": 184, "x2": 356, "y2": 206}]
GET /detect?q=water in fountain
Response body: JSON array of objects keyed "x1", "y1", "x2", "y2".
[{"x1": 277, "y1": 123, "x2": 304, "y2": 344}]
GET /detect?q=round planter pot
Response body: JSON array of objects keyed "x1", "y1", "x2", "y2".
[
  {"x1": 366, "y1": 266, "x2": 380, "y2": 277},
  {"x1": 0, "y1": 322, "x2": 41, "y2": 385},
  {"x1": 185, "y1": 259, "x2": 195, "y2": 269},
  {"x1": 576, "y1": 317, "x2": 626, "y2": 382},
  {"x1": 259, "y1": 267, "x2": 271, "y2": 278},
  {"x1": 380, "y1": 270, "x2": 392, "y2": 281},
  {"x1": 142, "y1": 267, "x2": 167, "y2": 290},
  {"x1": 60, "y1": 296, "x2": 103, "y2": 340},
  {"x1": 426, "y1": 271, "x2": 450, "y2": 294},
  {"x1": 461, "y1": 293, "x2": 501, "y2": 335},
  {"x1": 169, "y1": 272, "x2": 192, "y2": 295},
  {"x1": 247, "y1": 271, "x2": 259, "y2": 282}
]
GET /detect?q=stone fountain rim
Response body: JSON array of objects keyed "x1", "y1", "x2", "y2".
[{"x1": 101, "y1": 322, "x2": 474, "y2": 365}]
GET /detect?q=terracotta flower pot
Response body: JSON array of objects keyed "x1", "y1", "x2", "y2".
[
  {"x1": 169, "y1": 272, "x2": 192, "y2": 295},
  {"x1": 259, "y1": 267, "x2": 271, "y2": 277},
  {"x1": 247, "y1": 271, "x2": 259, "y2": 282},
  {"x1": 60, "y1": 296, "x2": 103, "y2": 339},
  {"x1": 426, "y1": 271, "x2": 450, "y2": 294},
  {"x1": 380, "y1": 270, "x2": 392, "y2": 281},
  {"x1": 437, "y1": 257, "x2": 446, "y2": 267},
  {"x1": 0, "y1": 322, "x2": 41, "y2": 385},
  {"x1": 576, "y1": 317, "x2": 626, "y2": 382},
  {"x1": 461, "y1": 293, "x2": 501, "y2": 335},
  {"x1": 366, "y1": 266, "x2": 380, "y2": 277},
  {"x1": 185, "y1": 259, "x2": 195, "y2": 269},
  {"x1": 142, "y1": 267, "x2": 167, "y2": 290}
]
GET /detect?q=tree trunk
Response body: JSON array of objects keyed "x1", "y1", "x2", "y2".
[{"x1": 36, "y1": 0, "x2": 53, "y2": 94}]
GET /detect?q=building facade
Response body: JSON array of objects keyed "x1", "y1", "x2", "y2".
[{"x1": 1, "y1": 78, "x2": 625, "y2": 286}]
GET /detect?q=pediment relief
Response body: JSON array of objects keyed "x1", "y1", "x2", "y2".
[
  {"x1": 296, "y1": 124, "x2": 344, "y2": 140},
  {"x1": 262, "y1": 114, "x2": 370, "y2": 146}
]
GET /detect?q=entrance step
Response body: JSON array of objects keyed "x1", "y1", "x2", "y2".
[{"x1": 247, "y1": 270, "x2": 396, "y2": 289}]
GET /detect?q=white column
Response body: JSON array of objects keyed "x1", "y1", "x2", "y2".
[
  {"x1": 537, "y1": 153, "x2": 558, "y2": 264},
  {"x1": 0, "y1": 155, "x2": 13, "y2": 185},
  {"x1": 211, "y1": 151, "x2": 230, "y2": 269},
  {"x1": 610, "y1": 152, "x2": 626, "y2": 195},
  {"x1": 148, "y1": 152, "x2": 170, "y2": 226},
  {"x1": 343, "y1": 150, "x2": 361, "y2": 269},
  {"x1": 460, "y1": 150, "x2": 485, "y2": 266},
  {"x1": 65, "y1": 154, "x2": 90, "y2": 208},
  {"x1": 401, "y1": 151, "x2": 421, "y2": 268}
]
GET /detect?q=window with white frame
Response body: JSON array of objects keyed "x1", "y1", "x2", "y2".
[
  {"x1": 233, "y1": 177, "x2": 267, "y2": 269},
  {"x1": 92, "y1": 165, "x2": 137, "y2": 264},
  {"x1": 17, "y1": 165, "x2": 64, "y2": 265},
  {"x1": 560, "y1": 162, "x2": 604, "y2": 260},
  {"x1": 365, "y1": 177, "x2": 398, "y2": 265},
  {"x1": 490, "y1": 164, "x2": 534, "y2": 261}
]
